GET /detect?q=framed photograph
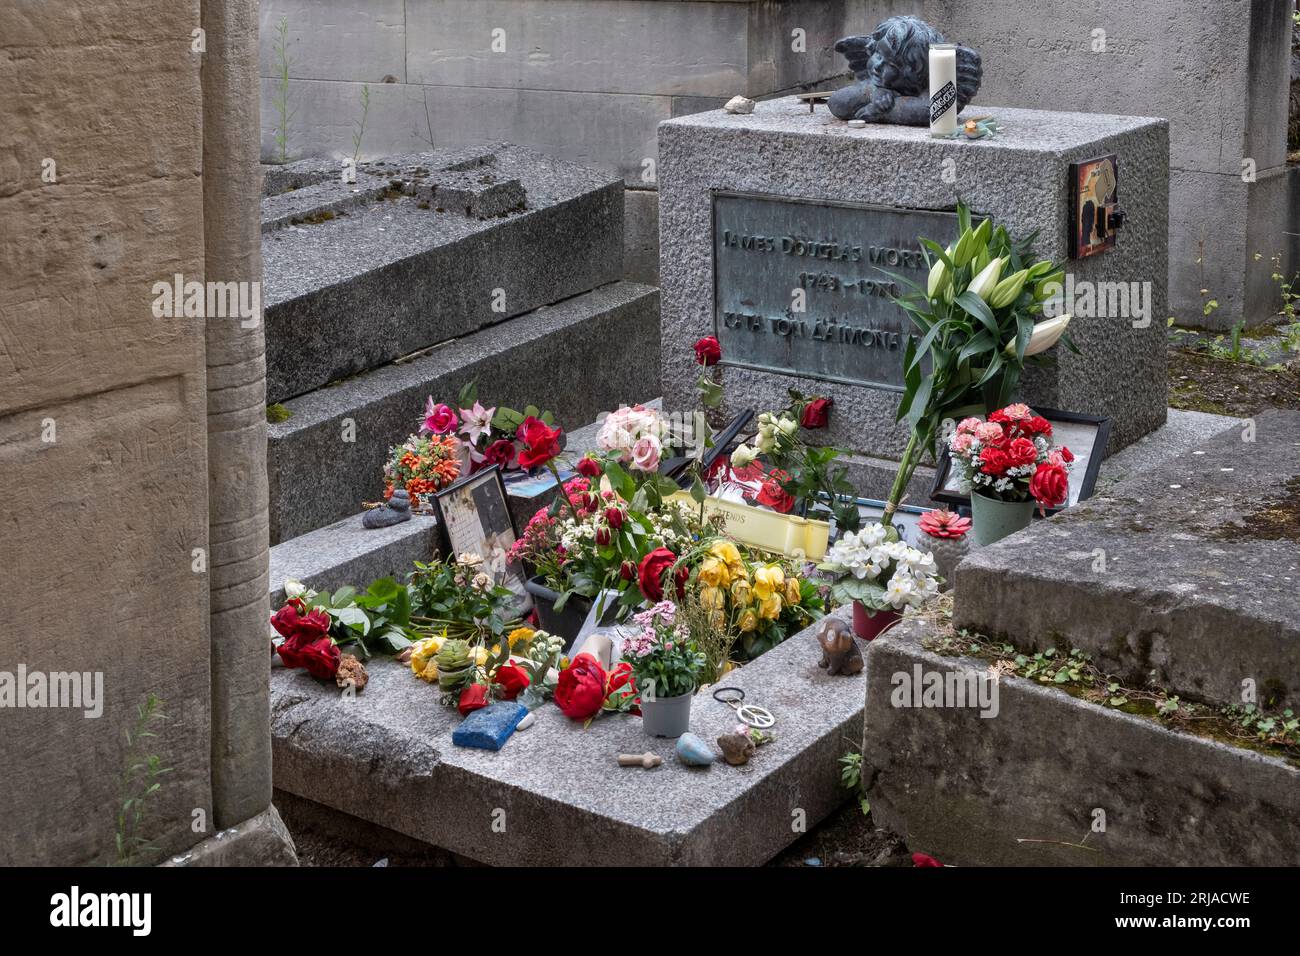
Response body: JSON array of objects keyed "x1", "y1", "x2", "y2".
[
  {"x1": 430, "y1": 465, "x2": 531, "y2": 612},
  {"x1": 1069, "y1": 154, "x2": 1120, "y2": 259},
  {"x1": 928, "y1": 408, "x2": 1112, "y2": 515}
]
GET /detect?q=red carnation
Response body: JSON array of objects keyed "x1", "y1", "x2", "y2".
[
  {"x1": 576, "y1": 455, "x2": 602, "y2": 478},
  {"x1": 754, "y1": 469, "x2": 795, "y2": 514},
  {"x1": 637, "y1": 547, "x2": 686, "y2": 602},
  {"x1": 516, "y1": 416, "x2": 562, "y2": 470},
  {"x1": 1004, "y1": 436, "x2": 1038, "y2": 470},
  {"x1": 492, "y1": 664, "x2": 530, "y2": 701},
  {"x1": 800, "y1": 397, "x2": 832, "y2": 429},
  {"x1": 693, "y1": 336, "x2": 722, "y2": 367},
  {"x1": 555, "y1": 653, "x2": 608, "y2": 720},
  {"x1": 1029, "y1": 462, "x2": 1069, "y2": 514},
  {"x1": 979, "y1": 446, "x2": 1010, "y2": 476},
  {"x1": 1026, "y1": 416, "x2": 1052, "y2": 436}
]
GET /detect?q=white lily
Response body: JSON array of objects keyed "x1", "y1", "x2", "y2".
[
  {"x1": 967, "y1": 256, "x2": 1005, "y2": 302},
  {"x1": 1005, "y1": 314, "x2": 1072, "y2": 357}
]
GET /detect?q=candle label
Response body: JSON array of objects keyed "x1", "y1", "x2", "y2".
[{"x1": 929, "y1": 81, "x2": 956, "y2": 126}]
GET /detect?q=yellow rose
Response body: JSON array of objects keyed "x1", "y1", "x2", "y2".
[
  {"x1": 738, "y1": 609, "x2": 759, "y2": 632},
  {"x1": 730, "y1": 578, "x2": 753, "y2": 606},
  {"x1": 698, "y1": 556, "x2": 731, "y2": 588},
  {"x1": 753, "y1": 564, "x2": 785, "y2": 601},
  {"x1": 759, "y1": 594, "x2": 783, "y2": 620},
  {"x1": 784, "y1": 577, "x2": 802, "y2": 605},
  {"x1": 710, "y1": 541, "x2": 745, "y2": 576},
  {"x1": 410, "y1": 636, "x2": 444, "y2": 682},
  {"x1": 699, "y1": 585, "x2": 726, "y2": 612},
  {"x1": 474, "y1": 646, "x2": 490, "y2": 667}
]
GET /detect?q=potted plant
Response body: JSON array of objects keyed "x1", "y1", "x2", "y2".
[
  {"x1": 816, "y1": 523, "x2": 940, "y2": 640},
  {"x1": 620, "y1": 601, "x2": 707, "y2": 737},
  {"x1": 946, "y1": 404, "x2": 1073, "y2": 546}
]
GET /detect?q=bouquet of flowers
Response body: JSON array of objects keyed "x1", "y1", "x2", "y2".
[
  {"x1": 672, "y1": 539, "x2": 824, "y2": 661},
  {"x1": 596, "y1": 403, "x2": 670, "y2": 475},
  {"x1": 620, "y1": 601, "x2": 707, "y2": 701},
  {"x1": 946, "y1": 403, "x2": 1073, "y2": 512},
  {"x1": 816, "y1": 523, "x2": 939, "y2": 612},
  {"x1": 417, "y1": 380, "x2": 560, "y2": 475},
  {"x1": 407, "y1": 625, "x2": 559, "y2": 715},
  {"x1": 383, "y1": 432, "x2": 462, "y2": 503},
  {"x1": 407, "y1": 552, "x2": 522, "y2": 643}
]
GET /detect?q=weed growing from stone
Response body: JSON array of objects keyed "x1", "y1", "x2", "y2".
[{"x1": 114, "y1": 693, "x2": 172, "y2": 865}]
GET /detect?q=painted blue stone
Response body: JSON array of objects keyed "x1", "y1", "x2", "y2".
[
  {"x1": 452, "y1": 701, "x2": 528, "y2": 751},
  {"x1": 675, "y1": 732, "x2": 715, "y2": 766}
]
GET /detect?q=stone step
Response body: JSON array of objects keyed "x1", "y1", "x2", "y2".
[
  {"x1": 267, "y1": 280, "x2": 660, "y2": 544},
  {"x1": 262, "y1": 145, "x2": 623, "y2": 403},
  {"x1": 953, "y1": 408, "x2": 1300, "y2": 710},
  {"x1": 270, "y1": 609, "x2": 863, "y2": 866},
  {"x1": 863, "y1": 620, "x2": 1300, "y2": 866}
]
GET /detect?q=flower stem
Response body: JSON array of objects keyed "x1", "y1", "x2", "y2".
[
  {"x1": 549, "y1": 460, "x2": 580, "y2": 518},
  {"x1": 884, "y1": 428, "x2": 924, "y2": 528}
]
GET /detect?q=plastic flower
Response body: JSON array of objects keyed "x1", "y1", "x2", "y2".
[
  {"x1": 422, "y1": 399, "x2": 459, "y2": 435},
  {"x1": 918, "y1": 509, "x2": 972, "y2": 540},
  {"x1": 459, "y1": 401, "x2": 496, "y2": 446}
]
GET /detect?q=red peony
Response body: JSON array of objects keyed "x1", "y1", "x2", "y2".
[
  {"x1": 555, "y1": 653, "x2": 608, "y2": 720},
  {"x1": 458, "y1": 683, "x2": 490, "y2": 716},
  {"x1": 800, "y1": 397, "x2": 832, "y2": 429},
  {"x1": 1029, "y1": 462, "x2": 1069, "y2": 513},
  {"x1": 979, "y1": 446, "x2": 1010, "y2": 476},
  {"x1": 693, "y1": 335, "x2": 722, "y2": 367},
  {"x1": 912, "y1": 852, "x2": 943, "y2": 868},
  {"x1": 492, "y1": 664, "x2": 530, "y2": 701},
  {"x1": 481, "y1": 438, "x2": 517, "y2": 469},
  {"x1": 1004, "y1": 436, "x2": 1038, "y2": 470},
  {"x1": 576, "y1": 455, "x2": 602, "y2": 478},
  {"x1": 755, "y1": 469, "x2": 795, "y2": 513},
  {"x1": 516, "y1": 416, "x2": 563, "y2": 470},
  {"x1": 637, "y1": 547, "x2": 686, "y2": 602}
]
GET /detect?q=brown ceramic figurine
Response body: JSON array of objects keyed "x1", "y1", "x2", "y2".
[{"x1": 816, "y1": 617, "x2": 863, "y2": 676}]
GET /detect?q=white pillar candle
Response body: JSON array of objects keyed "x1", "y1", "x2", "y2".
[{"x1": 929, "y1": 43, "x2": 958, "y2": 136}]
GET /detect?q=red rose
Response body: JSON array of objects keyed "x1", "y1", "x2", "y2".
[
  {"x1": 979, "y1": 446, "x2": 1010, "y2": 476},
  {"x1": 755, "y1": 469, "x2": 795, "y2": 514},
  {"x1": 271, "y1": 600, "x2": 330, "y2": 642},
  {"x1": 482, "y1": 438, "x2": 517, "y2": 469},
  {"x1": 294, "y1": 636, "x2": 341, "y2": 680},
  {"x1": 516, "y1": 416, "x2": 563, "y2": 470},
  {"x1": 605, "y1": 507, "x2": 624, "y2": 529},
  {"x1": 912, "y1": 852, "x2": 943, "y2": 868},
  {"x1": 1029, "y1": 462, "x2": 1069, "y2": 513},
  {"x1": 576, "y1": 455, "x2": 602, "y2": 478},
  {"x1": 619, "y1": 560, "x2": 636, "y2": 581},
  {"x1": 595, "y1": 526, "x2": 612, "y2": 547},
  {"x1": 637, "y1": 547, "x2": 686, "y2": 602},
  {"x1": 492, "y1": 664, "x2": 530, "y2": 701},
  {"x1": 555, "y1": 653, "x2": 608, "y2": 720},
  {"x1": 458, "y1": 683, "x2": 490, "y2": 716},
  {"x1": 1004, "y1": 437, "x2": 1038, "y2": 470},
  {"x1": 693, "y1": 335, "x2": 722, "y2": 367},
  {"x1": 800, "y1": 397, "x2": 832, "y2": 429}
]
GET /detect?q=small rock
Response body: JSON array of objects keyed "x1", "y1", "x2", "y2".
[
  {"x1": 804, "y1": 857, "x2": 822, "y2": 867},
  {"x1": 724, "y1": 95, "x2": 756, "y2": 115},
  {"x1": 373, "y1": 858, "x2": 389, "y2": 867},
  {"x1": 675, "y1": 732, "x2": 715, "y2": 766},
  {"x1": 516, "y1": 712, "x2": 536, "y2": 731},
  {"x1": 848, "y1": 119, "x2": 867, "y2": 128},
  {"x1": 717, "y1": 732, "x2": 756, "y2": 766},
  {"x1": 335, "y1": 654, "x2": 368, "y2": 692}
]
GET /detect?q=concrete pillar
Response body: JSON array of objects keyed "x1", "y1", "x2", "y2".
[{"x1": 201, "y1": 0, "x2": 274, "y2": 828}]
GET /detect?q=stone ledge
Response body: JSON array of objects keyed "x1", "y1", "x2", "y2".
[
  {"x1": 864, "y1": 620, "x2": 1300, "y2": 866},
  {"x1": 954, "y1": 408, "x2": 1300, "y2": 708},
  {"x1": 270, "y1": 611, "x2": 863, "y2": 866},
  {"x1": 160, "y1": 805, "x2": 299, "y2": 867}
]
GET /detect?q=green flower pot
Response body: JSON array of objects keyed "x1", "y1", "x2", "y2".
[{"x1": 970, "y1": 492, "x2": 1035, "y2": 546}]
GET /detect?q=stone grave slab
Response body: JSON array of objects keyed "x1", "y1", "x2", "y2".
[
  {"x1": 658, "y1": 99, "x2": 1169, "y2": 458},
  {"x1": 864, "y1": 620, "x2": 1300, "y2": 866},
  {"x1": 266, "y1": 280, "x2": 660, "y2": 543},
  {"x1": 270, "y1": 611, "x2": 862, "y2": 866},
  {"x1": 262, "y1": 144, "x2": 624, "y2": 403},
  {"x1": 954, "y1": 408, "x2": 1300, "y2": 708}
]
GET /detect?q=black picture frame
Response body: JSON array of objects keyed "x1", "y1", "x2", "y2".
[
  {"x1": 429, "y1": 465, "x2": 530, "y2": 610},
  {"x1": 928, "y1": 408, "x2": 1112, "y2": 515}
]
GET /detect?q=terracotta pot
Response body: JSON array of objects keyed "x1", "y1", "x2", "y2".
[{"x1": 852, "y1": 601, "x2": 902, "y2": 641}]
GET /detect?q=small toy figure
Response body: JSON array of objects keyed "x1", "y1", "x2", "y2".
[{"x1": 816, "y1": 616, "x2": 864, "y2": 676}]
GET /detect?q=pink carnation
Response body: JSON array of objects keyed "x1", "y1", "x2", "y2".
[
  {"x1": 975, "y1": 421, "x2": 1004, "y2": 444},
  {"x1": 956, "y1": 417, "x2": 982, "y2": 435}
]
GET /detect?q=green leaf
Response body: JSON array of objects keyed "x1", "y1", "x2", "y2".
[
  {"x1": 955, "y1": 291, "x2": 998, "y2": 338},
  {"x1": 690, "y1": 475, "x2": 707, "y2": 505}
]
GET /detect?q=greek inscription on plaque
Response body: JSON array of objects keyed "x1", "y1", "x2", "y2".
[{"x1": 712, "y1": 192, "x2": 958, "y2": 391}]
